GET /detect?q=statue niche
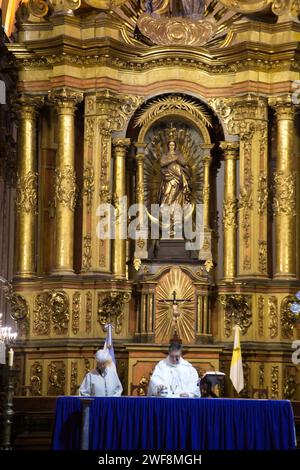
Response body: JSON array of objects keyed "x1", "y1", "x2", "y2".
[{"x1": 142, "y1": 121, "x2": 204, "y2": 259}]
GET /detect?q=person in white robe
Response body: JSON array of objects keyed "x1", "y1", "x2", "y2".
[
  {"x1": 147, "y1": 342, "x2": 200, "y2": 398},
  {"x1": 79, "y1": 348, "x2": 123, "y2": 397}
]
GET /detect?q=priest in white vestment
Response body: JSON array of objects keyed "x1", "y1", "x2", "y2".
[
  {"x1": 148, "y1": 343, "x2": 200, "y2": 398},
  {"x1": 79, "y1": 348, "x2": 123, "y2": 397}
]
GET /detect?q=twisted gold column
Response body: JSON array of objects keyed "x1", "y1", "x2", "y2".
[
  {"x1": 270, "y1": 95, "x2": 296, "y2": 279},
  {"x1": 221, "y1": 142, "x2": 239, "y2": 281},
  {"x1": 112, "y1": 138, "x2": 130, "y2": 279},
  {"x1": 14, "y1": 95, "x2": 43, "y2": 278},
  {"x1": 49, "y1": 89, "x2": 82, "y2": 275},
  {"x1": 135, "y1": 143, "x2": 146, "y2": 206}
]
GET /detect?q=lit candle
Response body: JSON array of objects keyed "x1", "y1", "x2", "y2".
[{"x1": 8, "y1": 348, "x2": 14, "y2": 367}]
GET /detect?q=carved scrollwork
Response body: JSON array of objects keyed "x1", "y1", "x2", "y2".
[
  {"x1": 258, "y1": 240, "x2": 268, "y2": 274},
  {"x1": 55, "y1": 165, "x2": 77, "y2": 211},
  {"x1": 48, "y1": 361, "x2": 65, "y2": 396},
  {"x1": 271, "y1": 366, "x2": 279, "y2": 399},
  {"x1": 220, "y1": 294, "x2": 252, "y2": 337},
  {"x1": 86, "y1": 291, "x2": 92, "y2": 334},
  {"x1": 273, "y1": 172, "x2": 296, "y2": 216},
  {"x1": 83, "y1": 165, "x2": 95, "y2": 211},
  {"x1": 71, "y1": 361, "x2": 78, "y2": 395},
  {"x1": 283, "y1": 367, "x2": 297, "y2": 400},
  {"x1": 82, "y1": 235, "x2": 92, "y2": 271},
  {"x1": 30, "y1": 361, "x2": 42, "y2": 396},
  {"x1": 28, "y1": 0, "x2": 49, "y2": 17},
  {"x1": 15, "y1": 171, "x2": 38, "y2": 214},
  {"x1": 281, "y1": 296, "x2": 297, "y2": 339},
  {"x1": 33, "y1": 290, "x2": 69, "y2": 336},
  {"x1": 98, "y1": 291, "x2": 131, "y2": 334},
  {"x1": 222, "y1": 198, "x2": 238, "y2": 229},
  {"x1": 72, "y1": 292, "x2": 80, "y2": 335},
  {"x1": 258, "y1": 296, "x2": 264, "y2": 337},
  {"x1": 51, "y1": 291, "x2": 69, "y2": 334},
  {"x1": 268, "y1": 296, "x2": 278, "y2": 339},
  {"x1": 96, "y1": 91, "x2": 143, "y2": 133},
  {"x1": 257, "y1": 173, "x2": 268, "y2": 215}
]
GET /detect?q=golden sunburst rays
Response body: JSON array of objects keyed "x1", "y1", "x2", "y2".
[
  {"x1": 155, "y1": 267, "x2": 195, "y2": 344},
  {"x1": 144, "y1": 122, "x2": 204, "y2": 209}
]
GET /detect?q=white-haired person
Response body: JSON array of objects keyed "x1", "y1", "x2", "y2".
[{"x1": 79, "y1": 348, "x2": 123, "y2": 397}]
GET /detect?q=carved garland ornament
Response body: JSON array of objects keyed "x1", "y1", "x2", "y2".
[
  {"x1": 281, "y1": 296, "x2": 297, "y2": 339},
  {"x1": 30, "y1": 361, "x2": 42, "y2": 396}
]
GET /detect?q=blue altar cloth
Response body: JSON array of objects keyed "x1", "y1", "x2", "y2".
[{"x1": 52, "y1": 396, "x2": 296, "y2": 451}]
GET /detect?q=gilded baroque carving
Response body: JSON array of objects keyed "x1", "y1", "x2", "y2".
[
  {"x1": 51, "y1": 291, "x2": 69, "y2": 334},
  {"x1": 83, "y1": 165, "x2": 95, "y2": 210},
  {"x1": 30, "y1": 361, "x2": 42, "y2": 396},
  {"x1": 86, "y1": 291, "x2": 92, "y2": 334},
  {"x1": 271, "y1": 366, "x2": 279, "y2": 399},
  {"x1": 48, "y1": 362, "x2": 65, "y2": 396},
  {"x1": 71, "y1": 361, "x2": 78, "y2": 395},
  {"x1": 257, "y1": 173, "x2": 268, "y2": 215},
  {"x1": 268, "y1": 296, "x2": 278, "y2": 339},
  {"x1": 98, "y1": 291, "x2": 131, "y2": 334},
  {"x1": 55, "y1": 165, "x2": 77, "y2": 211},
  {"x1": 72, "y1": 292, "x2": 80, "y2": 335},
  {"x1": 33, "y1": 292, "x2": 51, "y2": 335},
  {"x1": 222, "y1": 198, "x2": 238, "y2": 229},
  {"x1": 273, "y1": 172, "x2": 296, "y2": 216},
  {"x1": 15, "y1": 171, "x2": 38, "y2": 214},
  {"x1": 258, "y1": 240, "x2": 268, "y2": 274},
  {"x1": 84, "y1": 358, "x2": 91, "y2": 374},
  {"x1": 137, "y1": 14, "x2": 217, "y2": 47},
  {"x1": 135, "y1": 96, "x2": 211, "y2": 130},
  {"x1": 240, "y1": 363, "x2": 250, "y2": 398},
  {"x1": 2, "y1": 283, "x2": 30, "y2": 322},
  {"x1": 82, "y1": 235, "x2": 92, "y2": 271},
  {"x1": 281, "y1": 296, "x2": 297, "y2": 339},
  {"x1": 243, "y1": 256, "x2": 251, "y2": 271},
  {"x1": 283, "y1": 367, "x2": 297, "y2": 399},
  {"x1": 33, "y1": 291, "x2": 69, "y2": 336},
  {"x1": 220, "y1": 294, "x2": 252, "y2": 337},
  {"x1": 85, "y1": 118, "x2": 95, "y2": 147},
  {"x1": 96, "y1": 91, "x2": 143, "y2": 132},
  {"x1": 258, "y1": 296, "x2": 264, "y2": 337},
  {"x1": 258, "y1": 364, "x2": 265, "y2": 388}
]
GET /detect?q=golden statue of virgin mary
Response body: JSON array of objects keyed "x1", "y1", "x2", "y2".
[{"x1": 158, "y1": 140, "x2": 192, "y2": 207}]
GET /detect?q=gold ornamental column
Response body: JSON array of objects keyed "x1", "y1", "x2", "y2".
[
  {"x1": 112, "y1": 138, "x2": 130, "y2": 279},
  {"x1": 270, "y1": 95, "x2": 296, "y2": 279},
  {"x1": 220, "y1": 141, "x2": 239, "y2": 281},
  {"x1": 14, "y1": 95, "x2": 43, "y2": 278},
  {"x1": 201, "y1": 144, "x2": 214, "y2": 228},
  {"x1": 134, "y1": 143, "x2": 148, "y2": 262},
  {"x1": 49, "y1": 89, "x2": 83, "y2": 275}
]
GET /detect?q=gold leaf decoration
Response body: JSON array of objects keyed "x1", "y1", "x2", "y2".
[
  {"x1": 135, "y1": 96, "x2": 212, "y2": 130},
  {"x1": 155, "y1": 267, "x2": 195, "y2": 344}
]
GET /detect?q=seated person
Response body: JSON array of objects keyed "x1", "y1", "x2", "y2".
[
  {"x1": 147, "y1": 342, "x2": 200, "y2": 398},
  {"x1": 79, "y1": 348, "x2": 123, "y2": 397}
]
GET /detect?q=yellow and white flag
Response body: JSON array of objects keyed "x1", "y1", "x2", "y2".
[{"x1": 230, "y1": 325, "x2": 244, "y2": 394}]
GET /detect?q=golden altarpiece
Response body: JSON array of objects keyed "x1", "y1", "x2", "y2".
[{"x1": 0, "y1": 0, "x2": 300, "y2": 400}]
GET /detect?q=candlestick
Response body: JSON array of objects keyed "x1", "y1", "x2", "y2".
[{"x1": 8, "y1": 348, "x2": 14, "y2": 367}]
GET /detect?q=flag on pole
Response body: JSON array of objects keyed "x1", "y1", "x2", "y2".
[
  {"x1": 104, "y1": 323, "x2": 115, "y2": 365},
  {"x1": 230, "y1": 325, "x2": 244, "y2": 394}
]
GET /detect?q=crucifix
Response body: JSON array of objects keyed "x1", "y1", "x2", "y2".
[{"x1": 158, "y1": 290, "x2": 192, "y2": 343}]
